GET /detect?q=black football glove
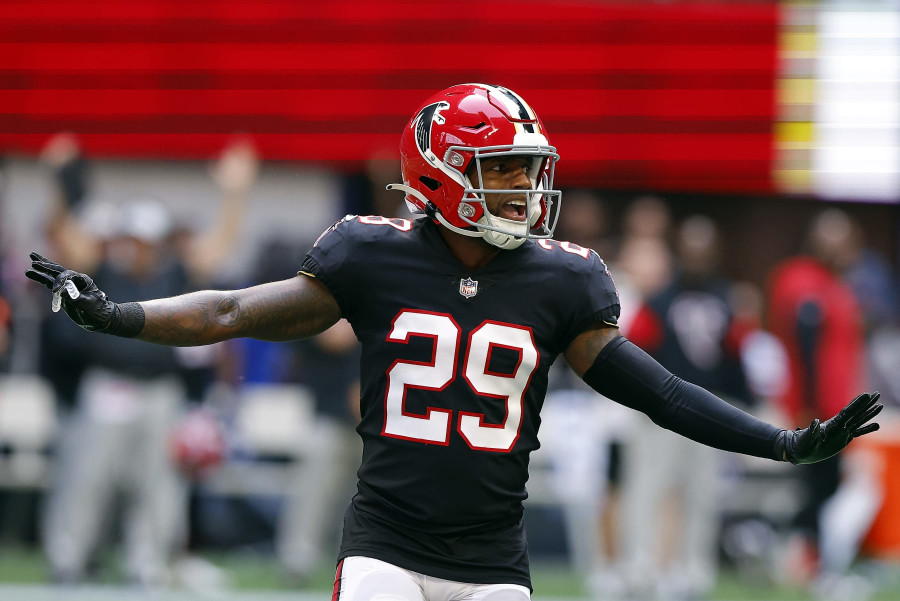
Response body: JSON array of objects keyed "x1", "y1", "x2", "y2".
[
  {"x1": 25, "y1": 252, "x2": 117, "y2": 332},
  {"x1": 778, "y1": 392, "x2": 883, "y2": 464}
]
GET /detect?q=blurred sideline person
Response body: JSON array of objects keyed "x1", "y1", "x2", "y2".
[
  {"x1": 342, "y1": 149, "x2": 406, "y2": 219},
  {"x1": 27, "y1": 84, "x2": 881, "y2": 601},
  {"x1": 837, "y1": 216, "x2": 898, "y2": 338},
  {"x1": 41, "y1": 199, "x2": 191, "y2": 587},
  {"x1": 620, "y1": 195, "x2": 673, "y2": 247},
  {"x1": 824, "y1": 214, "x2": 900, "y2": 410},
  {"x1": 37, "y1": 136, "x2": 257, "y2": 587},
  {"x1": 621, "y1": 215, "x2": 754, "y2": 600},
  {"x1": 767, "y1": 209, "x2": 878, "y2": 593},
  {"x1": 538, "y1": 190, "x2": 625, "y2": 593},
  {"x1": 277, "y1": 318, "x2": 362, "y2": 583},
  {"x1": 583, "y1": 197, "x2": 676, "y2": 597},
  {"x1": 0, "y1": 256, "x2": 10, "y2": 373},
  {"x1": 616, "y1": 195, "x2": 677, "y2": 333},
  {"x1": 0, "y1": 168, "x2": 11, "y2": 372}
]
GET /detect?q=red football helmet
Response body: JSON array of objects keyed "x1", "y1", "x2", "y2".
[{"x1": 389, "y1": 84, "x2": 561, "y2": 250}]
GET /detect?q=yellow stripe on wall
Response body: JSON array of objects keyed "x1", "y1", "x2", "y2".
[{"x1": 774, "y1": 1, "x2": 816, "y2": 194}]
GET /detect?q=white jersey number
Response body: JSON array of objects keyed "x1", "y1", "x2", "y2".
[{"x1": 383, "y1": 310, "x2": 539, "y2": 452}]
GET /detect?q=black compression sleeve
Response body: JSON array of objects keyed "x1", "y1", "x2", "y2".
[{"x1": 583, "y1": 336, "x2": 783, "y2": 460}]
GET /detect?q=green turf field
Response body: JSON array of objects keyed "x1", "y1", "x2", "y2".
[{"x1": 1, "y1": 546, "x2": 898, "y2": 600}]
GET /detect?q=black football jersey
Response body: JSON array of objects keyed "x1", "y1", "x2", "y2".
[{"x1": 300, "y1": 216, "x2": 619, "y2": 588}]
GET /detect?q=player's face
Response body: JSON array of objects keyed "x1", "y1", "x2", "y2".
[{"x1": 472, "y1": 155, "x2": 533, "y2": 222}]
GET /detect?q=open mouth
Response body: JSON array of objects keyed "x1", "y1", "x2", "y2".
[{"x1": 500, "y1": 200, "x2": 527, "y2": 221}]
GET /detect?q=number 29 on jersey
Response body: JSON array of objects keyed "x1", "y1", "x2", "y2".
[{"x1": 382, "y1": 309, "x2": 539, "y2": 453}]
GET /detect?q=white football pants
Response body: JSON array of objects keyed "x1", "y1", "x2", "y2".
[{"x1": 334, "y1": 556, "x2": 531, "y2": 601}]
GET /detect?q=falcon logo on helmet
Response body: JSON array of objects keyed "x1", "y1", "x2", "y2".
[
  {"x1": 388, "y1": 83, "x2": 562, "y2": 250},
  {"x1": 413, "y1": 101, "x2": 449, "y2": 168}
]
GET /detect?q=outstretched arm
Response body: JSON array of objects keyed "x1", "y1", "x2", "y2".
[
  {"x1": 26, "y1": 252, "x2": 341, "y2": 346},
  {"x1": 565, "y1": 324, "x2": 881, "y2": 464},
  {"x1": 138, "y1": 275, "x2": 341, "y2": 345}
]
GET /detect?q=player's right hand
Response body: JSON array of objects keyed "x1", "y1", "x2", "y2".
[{"x1": 25, "y1": 252, "x2": 116, "y2": 332}]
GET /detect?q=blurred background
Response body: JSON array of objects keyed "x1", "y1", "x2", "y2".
[{"x1": 1, "y1": 1, "x2": 899, "y2": 600}]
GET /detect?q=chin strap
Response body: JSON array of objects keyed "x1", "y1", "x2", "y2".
[{"x1": 483, "y1": 228, "x2": 525, "y2": 250}]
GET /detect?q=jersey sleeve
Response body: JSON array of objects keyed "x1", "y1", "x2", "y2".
[
  {"x1": 299, "y1": 216, "x2": 358, "y2": 319},
  {"x1": 560, "y1": 250, "x2": 621, "y2": 349}
]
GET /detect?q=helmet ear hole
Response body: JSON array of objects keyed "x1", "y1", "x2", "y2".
[{"x1": 419, "y1": 176, "x2": 443, "y2": 191}]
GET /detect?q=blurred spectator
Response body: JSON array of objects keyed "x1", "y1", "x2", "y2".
[
  {"x1": 729, "y1": 281, "x2": 789, "y2": 405},
  {"x1": 0, "y1": 167, "x2": 9, "y2": 372},
  {"x1": 555, "y1": 189, "x2": 615, "y2": 260},
  {"x1": 277, "y1": 319, "x2": 361, "y2": 583},
  {"x1": 766, "y1": 208, "x2": 873, "y2": 590},
  {"x1": 177, "y1": 138, "x2": 257, "y2": 288},
  {"x1": 617, "y1": 195, "x2": 675, "y2": 328},
  {"x1": 836, "y1": 219, "x2": 898, "y2": 335},
  {"x1": 0, "y1": 211, "x2": 19, "y2": 542},
  {"x1": 620, "y1": 215, "x2": 752, "y2": 601},
  {"x1": 342, "y1": 149, "x2": 404, "y2": 218},
  {"x1": 617, "y1": 235, "x2": 675, "y2": 328},
  {"x1": 36, "y1": 136, "x2": 256, "y2": 587},
  {"x1": 540, "y1": 190, "x2": 625, "y2": 596},
  {"x1": 621, "y1": 194, "x2": 673, "y2": 242},
  {"x1": 0, "y1": 261, "x2": 10, "y2": 373},
  {"x1": 39, "y1": 133, "x2": 97, "y2": 272},
  {"x1": 768, "y1": 209, "x2": 867, "y2": 425},
  {"x1": 831, "y1": 214, "x2": 900, "y2": 410},
  {"x1": 868, "y1": 323, "x2": 900, "y2": 408},
  {"x1": 41, "y1": 198, "x2": 192, "y2": 587},
  {"x1": 563, "y1": 196, "x2": 672, "y2": 599}
]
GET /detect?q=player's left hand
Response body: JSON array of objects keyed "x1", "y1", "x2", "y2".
[
  {"x1": 782, "y1": 392, "x2": 883, "y2": 464},
  {"x1": 25, "y1": 252, "x2": 116, "y2": 332}
]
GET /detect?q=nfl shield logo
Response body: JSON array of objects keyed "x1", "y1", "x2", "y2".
[{"x1": 459, "y1": 277, "x2": 478, "y2": 298}]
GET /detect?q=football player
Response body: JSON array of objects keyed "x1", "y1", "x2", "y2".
[{"x1": 27, "y1": 84, "x2": 882, "y2": 601}]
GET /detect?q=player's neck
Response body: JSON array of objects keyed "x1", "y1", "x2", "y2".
[{"x1": 437, "y1": 226, "x2": 502, "y2": 271}]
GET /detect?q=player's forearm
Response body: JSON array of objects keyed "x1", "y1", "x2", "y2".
[
  {"x1": 582, "y1": 335, "x2": 783, "y2": 460},
  {"x1": 136, "y1": 277, "x2": 342, "y2": 346},
  {"x1": 136, "y1": 290, "x2": 240, "y2": 346},
  {"x1": 646, "y1": 376, "x2": 781, "y2": 458}
]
